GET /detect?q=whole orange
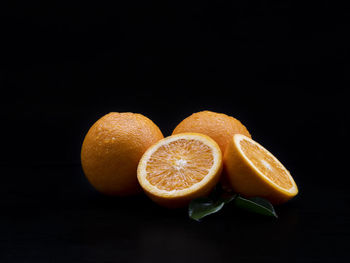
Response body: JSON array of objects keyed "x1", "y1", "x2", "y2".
[
  {"x1": 172, "y1": 111, "x2": 251, "y2": 154},
  {"x1": 81, "y1": 112, "x2": 164, "y2": 196}
]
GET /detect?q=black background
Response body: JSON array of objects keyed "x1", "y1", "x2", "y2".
[{"x1": 0, "y1": 1, "x2": 349, "y2": 262}]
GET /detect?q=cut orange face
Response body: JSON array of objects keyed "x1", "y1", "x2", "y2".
[
  {"x1": 224, "y1": 134, "x2": 298, "y2": 204},
  {"x1": 137, "y1": 133, "x2": 223, "y2": 208}
]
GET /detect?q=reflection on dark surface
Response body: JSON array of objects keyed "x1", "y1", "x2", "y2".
[{"x1": 1, "y1": 164, "x2": 348, "y2": 262}]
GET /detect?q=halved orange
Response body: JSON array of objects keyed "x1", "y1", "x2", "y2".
[
  {"x1": 137, "y1": 133, "x2": 223, "y2": 208},
  {"x1": 224, "y1": 134, "x2": 298, "y2": 204}
]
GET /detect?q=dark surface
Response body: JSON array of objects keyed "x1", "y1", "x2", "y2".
[{"x1": 1, "y1": 1, "x2": 349, "y2": 262}]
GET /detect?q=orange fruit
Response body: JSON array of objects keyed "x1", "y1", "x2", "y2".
[
  {"x1": 172, "y1": 111, "x2": 251, "y2": 154},
  {"x1": 224, "y1": 134, "x2": 298, "y2": 204},
  {"x1": 81, "y1": 112, "x2": 164, "y2": 196},
  {"x1": 137, "y1": 133, "x2": 223, "y2": 208}
]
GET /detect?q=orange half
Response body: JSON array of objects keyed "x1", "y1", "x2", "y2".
[
  {"x1": 137, "y1": 133, "x2": 223, "y2": 208},
  {"x1": 224, "y1": 134, "x2": 298, "y2": 204}
]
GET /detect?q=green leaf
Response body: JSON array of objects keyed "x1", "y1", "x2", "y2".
[
  {"x1": 234, "y1": 196, "x2": 278, "y2": 218},
  {"x1": 189, "y1": 198, "x2": 224, "y2": 221},
  {"x1": 188, "y1": 192, "x2": 236, "y2": 221}
]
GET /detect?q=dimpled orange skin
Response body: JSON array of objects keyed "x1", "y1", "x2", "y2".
[
  {"x1": 81, "y1": 112, "x2": 164, "y2": 196},
  {"x1": 172, "y1": 111, "x2": 251, "y2": 154}
]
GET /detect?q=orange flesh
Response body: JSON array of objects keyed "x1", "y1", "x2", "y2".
[
  {"x1": 145, "y1": 139, "x2": 214, "y2": 191},
  {"x1": 240, "y1": 140, "x2": 293, "y2": 189}
]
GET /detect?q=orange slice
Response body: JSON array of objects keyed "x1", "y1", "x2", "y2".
[
  {"x1": 224, "y1": 134, "x2": 298, "y2": 204},
  {"x1": 137, "y1": 133, "x2": 223, "y2": 208}
]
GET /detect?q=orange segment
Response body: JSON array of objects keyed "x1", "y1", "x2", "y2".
[
  {"x1": 146, "y1": 139, "x2": 215, "y2": 191},
  {"x1": 224, "y1": 134, "x2": 298, "y2": 204},
  {"x1": 137, "y1": 133, "x2": 223, "y2": 208},
  {"x1": 240, "y1": 140, "x2": 293, "y2": 189}
]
